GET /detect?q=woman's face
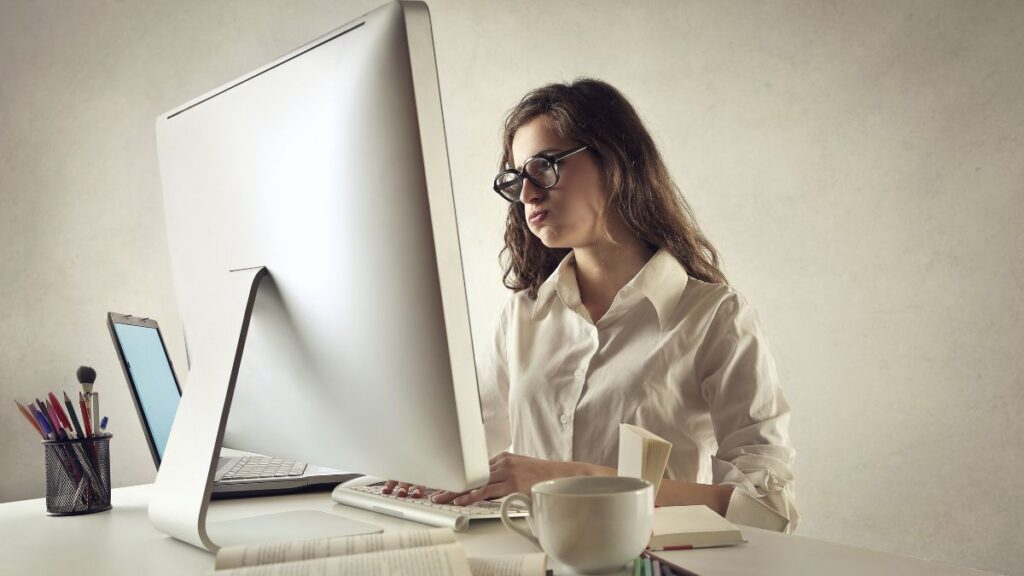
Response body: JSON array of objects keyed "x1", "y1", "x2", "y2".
[{"x1": 511, "y1": 116, "x2": 611, "y2": 249}]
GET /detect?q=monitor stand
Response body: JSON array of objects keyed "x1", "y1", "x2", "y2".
[{"x1": 148, "y1": 266, "x2": 380, "y2": 552}]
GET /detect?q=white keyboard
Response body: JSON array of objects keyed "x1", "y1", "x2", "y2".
[
  {"x1": 332, "y1": 479, "x2": 529, "y2": 531},
  {"x1": 348, "y1": 482, "x2": 527, "y2": 516}
]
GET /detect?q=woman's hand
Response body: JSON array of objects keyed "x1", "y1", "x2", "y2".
[
  {"x1": 431, "y1": 452, "x2": 615, "y2": 506},
  {"x1": 382, "y1": 480, "x2": 429, "y2": 498}
]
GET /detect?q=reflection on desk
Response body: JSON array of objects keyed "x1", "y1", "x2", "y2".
[{"x1": 0, "y1": 484, "x2": 998, "y2": 576}]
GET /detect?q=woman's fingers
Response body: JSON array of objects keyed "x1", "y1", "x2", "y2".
[
  {"x1": 386, "y1": 481, "x2": 412, "y2": 496},
  {"x1": 382, "y1": 481, "x2": 428, "y2": 498},
  {"x1": 431, "y1": 489, "x2": 468, "y2": 504},
  {"x1": 453, "y1": 480, "x2": 514, "y2": 506}
]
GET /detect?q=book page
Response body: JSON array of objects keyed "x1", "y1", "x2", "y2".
[
  {"x1": 212, "y1": 542, "x2": 471, "y2": 576},
  {"x1": 643, "y1": 439, "x2": 672, "y2": 495},
  {"x1": 215, "y1": 528, "x2": 457, "y2": 570},
  {"x1": 468, "y1": 553, "x2": 547, "y2": 576},
  {"x1": 618, "y1": 424, "x2": 645, "y2": 479},
  {"x1": 619, "y1": 423, "x2": 673, "y2": 496}
]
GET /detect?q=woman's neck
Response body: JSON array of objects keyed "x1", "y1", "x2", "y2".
[{"x1": 573, "y1": 235, "x2": 654, "y2": 324}]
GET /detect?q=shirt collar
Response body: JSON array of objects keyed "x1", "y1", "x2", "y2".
[
  {"x1": 531, "y1": 248, "x2": 689, "y2": 327},
  {"x1": 533, "y1": 251, "x2": 580, "y2": 320},
  {"x1": 625, "y1": 248, "x2": 689, "y2": 328}
]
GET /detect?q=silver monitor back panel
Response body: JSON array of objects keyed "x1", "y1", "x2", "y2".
[{"x1": 155, "y1": 1, "x2": 488, "y2": 491}]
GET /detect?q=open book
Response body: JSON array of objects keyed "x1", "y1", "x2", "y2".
[
  {"x1": 208, "y1": 528, "x2": 546, "y2": 576},
  {"x1": 617, "y1": 423, "x2": 672, "y2": 496}
]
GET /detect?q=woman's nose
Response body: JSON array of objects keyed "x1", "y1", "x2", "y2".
[{"x1": 520, "y1": 178, "x2": 544, "y2": 204}]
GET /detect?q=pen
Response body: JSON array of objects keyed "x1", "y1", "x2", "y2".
[
  {"x1": 645, "y1": 552, "x2": 699, "y2": 576},
  {"x1": 34, "y1": 399, "x2": 52, "y2": 430},
  {"x1": 99, "y1": 416, "x2": 108, "y2": 433},
  {"x1": 15, "y1": 401, "x2": 46, "y2": 439},
  {"x1": 63, "y1": 391, "x2": 85, "y2": 439},
  {"x1": 31, "y1": 405, "x2": 56, "y2": 440}
]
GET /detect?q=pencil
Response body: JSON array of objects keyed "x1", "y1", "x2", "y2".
[{"x1": 14, "y1": 400, "x2": 45, "y2": 438}]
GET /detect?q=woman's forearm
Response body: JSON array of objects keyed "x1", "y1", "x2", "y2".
[
  {"x1": 575, "y1": 462, "x2": 734, "y2": 515},
  {"x1": 570, "y1": 462, "x2": 734, "y2": 516},
  {"x1": 655, "y1": 478, "x2": 734, "y2": 515}
]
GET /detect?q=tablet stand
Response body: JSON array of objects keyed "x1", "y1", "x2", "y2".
[{"x1": 148, "y1": 267, "x2": 379, "y2": 552}]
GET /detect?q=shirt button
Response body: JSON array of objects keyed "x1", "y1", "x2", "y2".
[{"x1": 559, "y1": 412, "x2": 570, "y2": 425}]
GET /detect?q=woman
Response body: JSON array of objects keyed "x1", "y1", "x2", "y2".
[{"x1": 386, "y1": 78, "x2": 799, "y2": 532}]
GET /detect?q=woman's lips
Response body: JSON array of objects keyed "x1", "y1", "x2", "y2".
[{"x1": 528, "y1": 210, "x2": 550, "y2": 225}]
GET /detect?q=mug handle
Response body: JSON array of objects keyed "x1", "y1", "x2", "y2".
[{"x1": 500, "y1": 492, "x2": 540, "y2": 549}]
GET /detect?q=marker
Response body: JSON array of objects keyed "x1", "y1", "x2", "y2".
[
  {"x1": 44, "y1": 400, "x2": 64, "y2": 438},
  {"x1": 99, "y1": 416, "x2": 108, "y2": 433},
  {"x1": 48, "y1": 392, "x2": 75, "y2": 438}
]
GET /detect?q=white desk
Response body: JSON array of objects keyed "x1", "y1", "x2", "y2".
[{"x1": 0, "y1": 484, "x2": 996, "y2": 576}]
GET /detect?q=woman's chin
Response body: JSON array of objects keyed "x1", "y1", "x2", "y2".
[{"x1": 535, "y1": 230, "x2": 569, "y2": 249}]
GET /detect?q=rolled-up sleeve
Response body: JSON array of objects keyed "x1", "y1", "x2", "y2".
[
  {"x1": 696, "y1": 293, "x2": 800, "y2": 533},
  {"x1": 478, "y1": 304, "x2": 512, "y2": 458}
]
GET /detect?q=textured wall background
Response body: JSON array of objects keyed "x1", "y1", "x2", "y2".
[{"x1": 1, "y1": 1, "x2": 1021, "y2": 574}]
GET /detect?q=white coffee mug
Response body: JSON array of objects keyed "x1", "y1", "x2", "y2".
[{"x1": 499, "y1": 476, "x2": 654, "y2": 574}]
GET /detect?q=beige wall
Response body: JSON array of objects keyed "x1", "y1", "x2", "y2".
[{"x1": 1, "y1": 1, "x2": 1021, "y2": 574}]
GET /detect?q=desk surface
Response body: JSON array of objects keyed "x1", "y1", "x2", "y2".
[{"x1": 0, "y1": 484, "x2": 996, "y2": 576}]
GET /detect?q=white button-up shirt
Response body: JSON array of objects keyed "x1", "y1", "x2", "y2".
[{"x1": 478, "y1": 249, "x2": 799, "y2": 532}]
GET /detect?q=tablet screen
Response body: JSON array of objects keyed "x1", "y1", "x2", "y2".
[{"x1": 112, "y1": 322, "x2": 180, "y2": 462}]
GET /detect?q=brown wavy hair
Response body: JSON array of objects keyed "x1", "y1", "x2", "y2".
[{"x1": 499, "y1": 78, "x2": 728, "y2": 298}]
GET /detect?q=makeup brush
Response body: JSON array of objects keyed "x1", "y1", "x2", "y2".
[{"x1": 77, "y1": 366, "x2": 98, "y2": 435}]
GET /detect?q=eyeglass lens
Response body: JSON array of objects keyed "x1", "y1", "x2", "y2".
[
  {"x1": 524, "y1": 157, "x2": 557, "y2": 187},
  {"x1": 496, "y1": 157, "x2": 557, "y2": 201}
]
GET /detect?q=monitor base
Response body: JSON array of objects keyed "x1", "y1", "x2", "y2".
[
  {"x1": 148, "y1": 266, "x2": 269, "y2": 552},
  {"x1": 207, "y1": 510, "x2": 381, "y2": 549}
]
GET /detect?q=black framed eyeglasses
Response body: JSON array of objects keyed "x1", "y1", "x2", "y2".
[{"x1": 492, "y1": 145, "x2": 589, "y2": 203}]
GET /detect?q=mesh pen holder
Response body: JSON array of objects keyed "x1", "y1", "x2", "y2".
[{"x1": 43, "y1": 434, "x2": 112, "y2": 516}]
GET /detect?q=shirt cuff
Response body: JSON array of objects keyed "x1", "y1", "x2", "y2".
[{"x1": 724, "y1": 487, "x2": 791, "y2": 532}]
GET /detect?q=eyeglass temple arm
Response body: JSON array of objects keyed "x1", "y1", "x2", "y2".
[{"x1": 553, "y1": 145, "x2": 588, "y2": 161}]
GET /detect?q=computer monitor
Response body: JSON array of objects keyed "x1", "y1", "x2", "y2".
[{"x1": 151, "y1": 0, "x2": 489, "y2": 548}]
